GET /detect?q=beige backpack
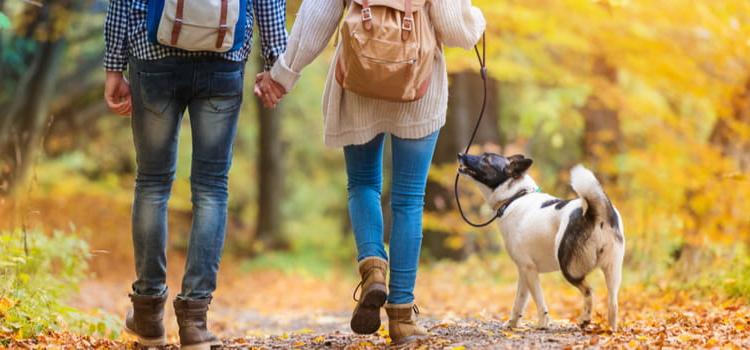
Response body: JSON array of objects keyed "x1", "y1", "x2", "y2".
[{"x1": 335, "y1": 0, "x2": 438, "y2": 102}]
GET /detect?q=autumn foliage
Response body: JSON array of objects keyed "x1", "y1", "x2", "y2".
[{"x1": 1, "y1": 0, "x2": 749, "y2": 348}]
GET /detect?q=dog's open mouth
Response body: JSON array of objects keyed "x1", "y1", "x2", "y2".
[
  {"x1": 458, "y1": 165, "x2": 474, "y2": 176},
  {"x1": 457, "y1": 158, "x2": 478, "y2": 177}
]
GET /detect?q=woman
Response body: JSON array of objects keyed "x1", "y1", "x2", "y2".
[{"x1": 259, "y1": 0, "x2": 485, "y2": 344}]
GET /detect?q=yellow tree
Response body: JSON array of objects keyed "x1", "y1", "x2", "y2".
[{"x1": 442, "y1": 0, "x2": 750, "y2": 262}]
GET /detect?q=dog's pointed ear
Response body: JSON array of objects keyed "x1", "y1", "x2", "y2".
[
  {"x1": 506, "y1": 154, "x2": 525, "y2": 163},
  {"x1": 506, "y1": 156, "x2": 533, "y2": 178}
]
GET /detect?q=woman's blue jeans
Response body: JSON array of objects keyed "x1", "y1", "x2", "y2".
[
  {"x1": 344, "y1": 131, "x2": 439, "y2": 304},
  {"x1": 128, "y1": 57, "x2": 243, "y2": 300}
]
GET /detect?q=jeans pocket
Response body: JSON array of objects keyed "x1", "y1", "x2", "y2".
[
  {"x1": 138, "y1": 71, "x2": 175, "y2": 115},
  {"x1": 208, "y1": 70, "x2": 243, "y2": 112}
]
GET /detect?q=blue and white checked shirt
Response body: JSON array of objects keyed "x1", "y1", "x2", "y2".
[{"x1": 103, "y1": 0, "x2": 287, "y2": 71}]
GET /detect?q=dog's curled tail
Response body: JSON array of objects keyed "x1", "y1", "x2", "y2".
[{"x1": 570, "y1": 165, "x2": 608, "y2": 219}]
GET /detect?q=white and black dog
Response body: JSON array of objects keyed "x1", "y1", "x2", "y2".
[{"x1": 457, "y1": 153, "x2": 624, "y2": 331}]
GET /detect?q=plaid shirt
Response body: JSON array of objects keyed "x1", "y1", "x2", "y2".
[{"x1": 104, "y1": 0, "x2": 287, "y2": 71}]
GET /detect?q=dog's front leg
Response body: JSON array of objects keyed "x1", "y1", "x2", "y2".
[
  {"x1": 505, "y1": 274, "x2": 529, "y2": 328},
  {"x1": 520, "y1": 264, "x2": 549, "y2": 329}
]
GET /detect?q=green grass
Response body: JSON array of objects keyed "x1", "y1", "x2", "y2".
[{"x1": 0, "y1": 230, "x2": 119, "y2": 341}]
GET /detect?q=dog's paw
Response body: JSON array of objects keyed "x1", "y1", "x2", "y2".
[
  {"x1": 535, "y1": 318, "x2": 550, "y2": 330},
  {"x1": 503, "y1": 320, "x2": 519, "y2": 329}
]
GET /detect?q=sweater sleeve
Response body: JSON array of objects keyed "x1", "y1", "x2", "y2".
[
  {"x1": 429, "y1": 0, "x2": 486, "y2": 50},
  {"x1": 270, "y1": 0, "x2": 345, "y2": 92}
]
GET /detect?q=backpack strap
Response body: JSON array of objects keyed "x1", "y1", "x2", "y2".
[
  {"x1": 170, "y1": 0, "x2": 185, "y2": 45},
  {"x1": 333, "y1": 0, "x2": 349, "y2": 47},
  {"x1": 215, "y1": 0, "x2": 229, "y2": 49},
  {"x1": 401, "y1": 0, "x2": 413, "y2": 41},
  {"x1": 361, "y1": 0, "x2": 373, "y2": 30}
]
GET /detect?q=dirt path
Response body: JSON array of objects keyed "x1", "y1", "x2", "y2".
[{"x1": 3, "y1": 196, "x2": 750, "y2": 349}]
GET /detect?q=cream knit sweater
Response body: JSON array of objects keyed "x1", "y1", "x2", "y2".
[{"x1": 270, "y1": 0, "x2": 486, "y2": 148}]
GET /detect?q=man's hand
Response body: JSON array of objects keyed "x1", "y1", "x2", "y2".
[
  {"x1": 104, "y1": 71, "x2": 132, "y2": 116},
  {"x1": 254, "y1": 72, "x2": 286, "y2": 109}
]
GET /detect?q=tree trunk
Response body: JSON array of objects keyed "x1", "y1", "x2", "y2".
[
  {"x1": 580, "y1": 56, "x2": 622, "y2": 186},
  {"x1": 0, "y1": 1, "x2": 70, "y2": 195},
  {"x1": 708, "y1": 78, "x2": 750, "y2": 172},
  {"x1": 422, "y1": 71, "x2": 501, "y2": 260},
  {"x1": 676, "y1": 76, "x2": 750, "y2": 271},
  {"x1": 254, "y1": 56, "x2": 287, "y2": 250}
]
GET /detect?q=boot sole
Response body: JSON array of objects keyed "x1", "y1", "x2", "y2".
[
  {"x1": 350, "y1": 284, "x2": 387, "y2": 335},
  {"x1": 122, "y1": 325, "x2": 167, "y2": 347},
  {"x1": 180, "y1": 340, "x2": 223, "y2": 350}
]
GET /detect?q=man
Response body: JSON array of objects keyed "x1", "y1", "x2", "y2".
[{"x1": 103, "y1": 0, "x2": 287, "y2": 348}]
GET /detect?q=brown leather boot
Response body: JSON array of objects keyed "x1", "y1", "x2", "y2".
[
  {"x1": 173, "y1": 297, "x2": 222, "y2": 350},
  {"x1": 385, "y1": 303, "x2": 428, "y2": 345},
  {"x1": 123, "y1": 291, "x2": 168, "y2": 347},
  {"x1": 350, "y1": 257, "x2": 388, "y2": 334}
]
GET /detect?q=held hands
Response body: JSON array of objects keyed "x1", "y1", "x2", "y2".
[
  {"x1": 104, "y1": 71, "x2": 132, "y2": 116},
  {"x1": 254, "y1": 72, "x2": 286, "y2": 109}
]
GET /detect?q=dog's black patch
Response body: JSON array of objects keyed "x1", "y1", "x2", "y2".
[
  {"x1": 541, "y1": 199, "x2": 561, "y2": 208},
  {"x1": 606, "y1": 199, "x2": 624, "y2": 243},
  {"x1": 555, "y1": 199, "x2": 571, "y2": 210},
  {"x1": 540, "y1": 198, "x2": 571, "y2": 210},
  {"x1": 557, "y1": 207, "x2": 595, "y2": 287},
  {"x1": 458, "y1": 153, "x2": 533, "y2": 189}
]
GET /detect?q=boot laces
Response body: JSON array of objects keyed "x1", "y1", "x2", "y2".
[{"x1": 352, "y1": 268, "x2": 375, "y2": 302}]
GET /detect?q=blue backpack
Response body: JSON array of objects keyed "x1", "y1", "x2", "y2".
[{"x1": 146, "y1": 0, "x2": 247, "y2": 52}]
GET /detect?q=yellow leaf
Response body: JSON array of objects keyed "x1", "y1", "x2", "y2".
[{"x1": 312, "y1": 335, "x2": 326, "y2": 343}]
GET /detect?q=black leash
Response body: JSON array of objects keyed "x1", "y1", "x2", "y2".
[{"x1": 454, "y1": 32, "x2": 533, "y2": 228}]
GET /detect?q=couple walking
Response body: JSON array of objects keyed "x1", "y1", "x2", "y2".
[{"x1": 103, "y1": 0, "x2": 485, "y2": 348}]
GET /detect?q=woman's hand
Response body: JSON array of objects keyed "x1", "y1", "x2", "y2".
[{"x1": 254, "y1": 72, "x2": 287, "y2": 109}]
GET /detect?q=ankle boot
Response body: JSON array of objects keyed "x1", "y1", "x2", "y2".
[
  {"x1": 173, "y1": 297, "x2": 222, "y2": 350},
  {"x1": 350, "y1": 257, "x2": 388, "y2": 334},
  {"x1": 124, "y1": 291, "x2": 168, "y2": 347},
  {"x1": 385, "y1": 303, "x2": 428, "y2": 345}
]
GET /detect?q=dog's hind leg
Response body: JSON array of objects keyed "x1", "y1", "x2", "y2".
[
  {"x1": 520, "y1": 264, "x2": 549, "y2": 329},
  {"x1": 603, "y1": 259, "x2": 622, "y2": 331},
  {"x1": 506, "y1": 272, "x2": 529, "y2": 328},
  {"x1": 575, "y1": 280, "x2": 593, "y2": 329}
]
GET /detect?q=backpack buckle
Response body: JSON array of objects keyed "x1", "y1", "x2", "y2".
[
  {"x1": 361, "y1": 8, "x2": 372, "y2": 22},
  {"x1": 402, "y1": 16, "x2": 413, "y2": 31}
]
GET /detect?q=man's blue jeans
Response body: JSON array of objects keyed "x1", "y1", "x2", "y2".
[
  {"x1": 344, "y1": 131, "x2": 439, "y2": 304},
  {"x1": 128, "y1": 57, "x2": 243, "y2": 300}
]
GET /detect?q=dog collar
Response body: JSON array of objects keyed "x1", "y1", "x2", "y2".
[{"x1": 495, "y1": 188, "x2": 534, "y2": 218}]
